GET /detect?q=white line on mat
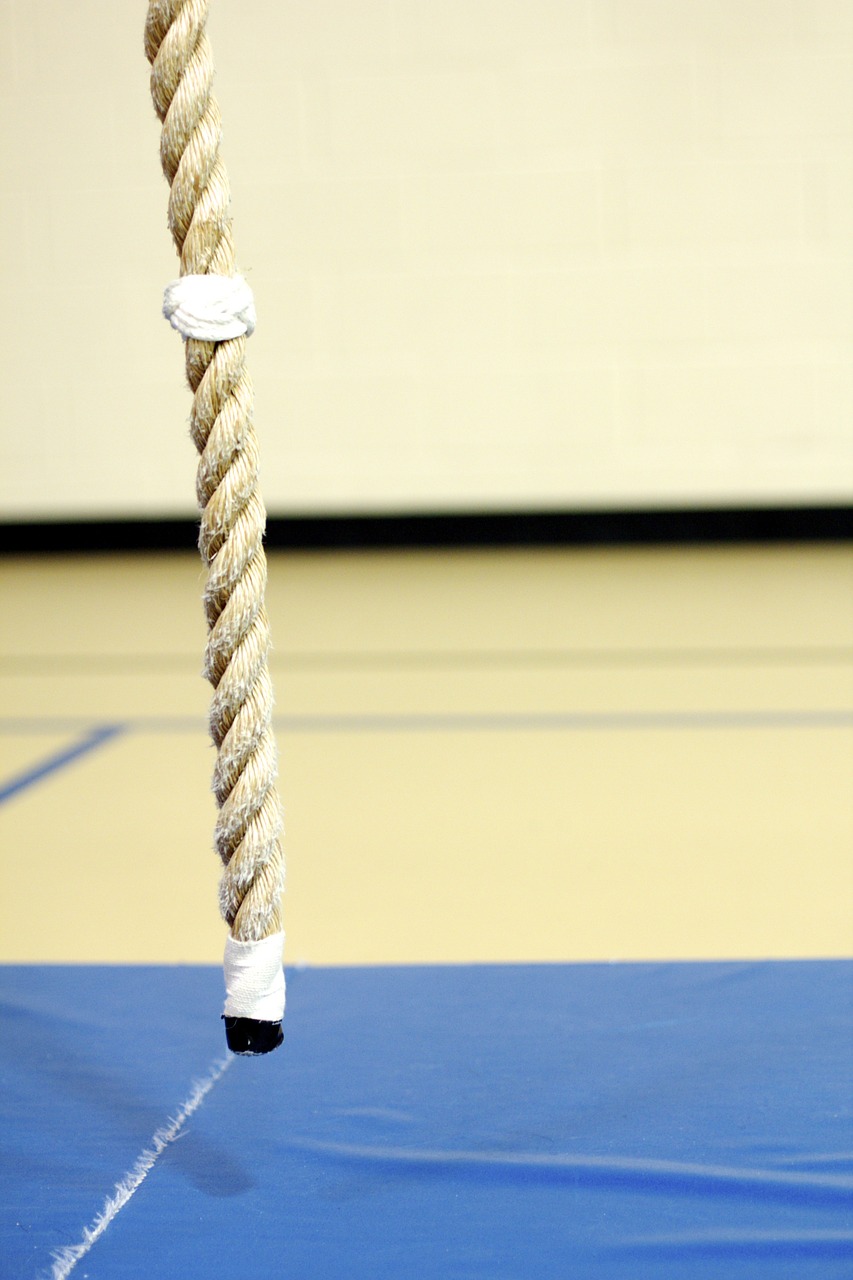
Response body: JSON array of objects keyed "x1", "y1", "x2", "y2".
[{"x1": 49, "y1": 1054, "x2": 232, "y2": 1280}]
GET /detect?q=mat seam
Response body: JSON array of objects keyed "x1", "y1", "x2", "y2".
[{"x1": 47, "y1": 1054, "x2": 232, "y2": 1280}]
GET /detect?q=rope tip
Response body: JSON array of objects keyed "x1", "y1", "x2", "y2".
[{"x1": 223, "y1": 1016, "x2": 284, "y2": 1056}]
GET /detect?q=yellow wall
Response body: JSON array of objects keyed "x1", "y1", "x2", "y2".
[{"x1": 1, "y1": 1, "x2": 851, "y2": 519}]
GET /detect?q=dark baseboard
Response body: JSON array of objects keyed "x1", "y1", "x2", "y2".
[{"x1": 0, "y1": 506, "x2": 850, "y2": 555}]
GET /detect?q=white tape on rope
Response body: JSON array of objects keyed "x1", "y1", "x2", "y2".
[
  {"x1": 163, "y1": 273, "x2": 256, "y2": 341},
  {"x1": 223, "y1": 932, "x2": 285, "y2": 1022}
]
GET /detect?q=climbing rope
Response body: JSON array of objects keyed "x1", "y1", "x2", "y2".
[{"x1": 144, "y1": 0, "x2": 285, "y2": 1055}]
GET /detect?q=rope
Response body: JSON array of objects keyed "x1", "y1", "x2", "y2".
[{"x1": 144, "y1": 0, "x2": 285, "y2": 1050}]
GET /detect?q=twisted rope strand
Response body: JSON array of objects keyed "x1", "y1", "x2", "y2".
[{"x1": 145, "y1": 0, "x2": 284, "y2": 946}]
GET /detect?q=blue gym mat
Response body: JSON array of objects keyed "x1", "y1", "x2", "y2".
[{"x1": 2, "y1": 960, "x2": 851, "y2": 1278}]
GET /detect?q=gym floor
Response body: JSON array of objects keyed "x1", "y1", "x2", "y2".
[{"x1": 1, "y1": 541, "x2": 851, "y2": 969}]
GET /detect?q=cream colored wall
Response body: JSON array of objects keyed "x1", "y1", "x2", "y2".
[{"x1": 1, "y1": 1, "x2": 851, "y2": 520}]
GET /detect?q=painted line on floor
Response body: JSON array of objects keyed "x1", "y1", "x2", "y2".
[
  {"x1": 1, "y1": 645, "x2": 852, "y2": 673},
  {"x1": 0, "y1": 724, "x2": 125, "y2": 806},
  {"x1": 0, "y1": 711, "x2": 851, "y2": 739},
  {"x1": 290, "y1": 709, "x2": 853, "y2": 733}
]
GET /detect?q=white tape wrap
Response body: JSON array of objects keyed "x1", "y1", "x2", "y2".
[
  {"x1": 223, "y1": 932, "x2": 285, "y2": 1022},
  {"x1": 162, "y1": 273, "x2": 256, "y2": 341}
]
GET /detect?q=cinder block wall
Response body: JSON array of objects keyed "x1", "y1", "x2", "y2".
[{"x1": 1, "y1": 1, "x2": 851, "y2": 519}]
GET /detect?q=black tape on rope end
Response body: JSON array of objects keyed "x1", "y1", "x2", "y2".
[{"x1": 224, "y1": 1016, "x2": 284, "y2": 1056}]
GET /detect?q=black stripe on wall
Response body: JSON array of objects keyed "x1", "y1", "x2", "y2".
[{"x1": 0, "y1": 506, "x2": 851, "y2": 555}]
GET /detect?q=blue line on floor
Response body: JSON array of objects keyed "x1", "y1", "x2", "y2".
[{"x1": 0, "y1": 724, "x2": 125, "y2": 806}]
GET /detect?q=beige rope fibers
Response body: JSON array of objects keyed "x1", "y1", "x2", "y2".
[{"x1": 144, "y1": 0, "x2": 284, "y2": 946}]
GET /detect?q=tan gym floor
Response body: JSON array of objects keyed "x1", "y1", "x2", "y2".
[{"x1": 1, "y1": 543, "x2": 851, "y2": 966}]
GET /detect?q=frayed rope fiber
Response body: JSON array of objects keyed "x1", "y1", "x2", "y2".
[{"x1": 163, "y1": 273, "x2": 256, "y2": 341}]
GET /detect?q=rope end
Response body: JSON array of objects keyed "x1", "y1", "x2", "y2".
[
  {"x1": 222, "y1": 932, "x2": 285, "y2": 1055},
  {"x1": 223, "y1": 1016, "x2": 284, "y2": 1056}
]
